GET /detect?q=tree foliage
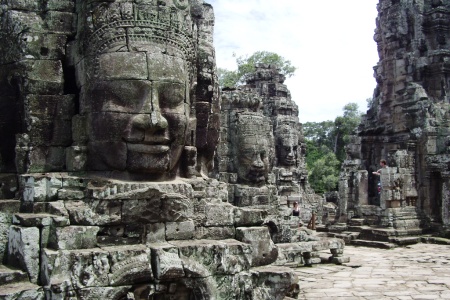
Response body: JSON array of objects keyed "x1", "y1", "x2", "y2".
[
  {"x1": 304, "y1": 102, "x2": 363, "y2": 193},
  {"x1": 218, "y1": 51, "x2": 297, "y2": 88},
  {"x1": 302, "y1": 121, "x2": 334, "y2": 150},
  {"x1": 307, "y1": 148, "x2": 340, "y2": 194},
  {"x1": 333, "y1": 103, "x2": 362, "y2": 162}
]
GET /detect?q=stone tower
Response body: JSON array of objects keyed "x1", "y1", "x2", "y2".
[{"x1": 340, "y1": 0, "x2": 450, "y2": 235}]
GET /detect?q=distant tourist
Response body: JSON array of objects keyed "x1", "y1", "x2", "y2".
[
  {"x1": 292, "y1": 201, "x2": 300, "y2": 216},
  {"x1": 372, "y1": 159, "x2": 388, "y2": 176}
]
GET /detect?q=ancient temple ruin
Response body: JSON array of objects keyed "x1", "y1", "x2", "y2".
[
  {"x1": 0, "y1": 1, "x2": 344, "y2": 299},
  {"x1": 337, "y1": 0, "x2": 450, "y2": 243}
]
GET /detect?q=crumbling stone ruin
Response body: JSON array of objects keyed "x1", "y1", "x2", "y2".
[
  {"x1": 0, "y1": 1, "x2": 344, "y2": 299},
  {"x1": 337, "y1": 0, "x2": 450, "y2": 244}
]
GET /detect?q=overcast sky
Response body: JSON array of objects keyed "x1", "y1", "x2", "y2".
[{"x1": 208, "y1": 0, "x2": 380, "y2": 123}]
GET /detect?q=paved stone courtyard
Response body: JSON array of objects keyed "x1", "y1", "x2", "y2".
[{"x1": 295, "y1": 243, "x2": 450, "y2": 299}]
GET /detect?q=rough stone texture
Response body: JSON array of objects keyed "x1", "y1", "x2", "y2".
[
  {"x1": 337, "y1": 0, "x2": 450, "y2": 238},
  {"x1": 7, "y1": 226, "x2": 40, "y2": 284},
  {"x1": 0, "y1": 0, "x2": 344, "y2": 299},
  {"x1": 236, "y1": 227, "x2": 279, "y2": 267}
]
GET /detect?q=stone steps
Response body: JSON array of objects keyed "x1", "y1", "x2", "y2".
[
  {"x1": 0, "y1": 281, "x2": 44, "y2": 299},
  {"x1": 0, "y1": 265, "x2": 28, "y2": 285},
  {"x1": 388, "y1": 235, "x2": 425, "y2": 246},
  {"x1": 351, "y1": 239, "x2": 397, "y2": 249},
  {"x1": 421, "y1": 236, "x2": 450, "y2": 245},
  {"x1": 326, "y1": 231, "x2": 360, "y2": 244},
  {"x1": 348, "y1": 218, "x2": 365, "y2": 226},
  {"x1": 347, "y1": 225, "x2": 371, "y2": 232},
  {"x1": 12, "y1": 213, "x2": 70, "y2": 227}
]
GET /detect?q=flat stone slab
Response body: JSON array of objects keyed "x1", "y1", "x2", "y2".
[
  {"x1": 0, "y1": 281, "x2": 43, "y2": 298},
  {"x1": 0, "y1": 265, "x2": 28, "y2": 285},
  {"x1": 351, "y1": 239, "x2": 397, "y2": 249},
  {"x1": 295, "y1": 243, "x2": 450, "y2": 299}
]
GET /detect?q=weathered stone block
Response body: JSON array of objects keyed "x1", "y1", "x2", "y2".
[
  {"x1": 27, "y1": 94, "x2": 75, "y2": 120},
  {"x1": 21, "y1": 33, "x2": 67, "y2": 60},
  {"x1": 27, "y1": 118, "x2": 72, "y2": 146},
  {"x1": 205, "y1": 202, "x2": 234, "y2": 226},
  {"x1": 0, "y1": 222, "x2": 11, "y2": 263},
  {"x1": 44, "y1": 248, "x2": 111, "y2": 287},
  {"x1": 146, "y1": 52, "x2": 187, "y2": 82},
  {"x1": 0, "y1": 282, "x2": 45, "y2": 299},
  {"x1": 248, "y1": 266, "x2": 297, "y2": 300},
  {"x1": 234, "y1": 208, "x2": 267, "y2": 226},
  {"x1": 27, "y1": 146, "x2": 66, "y2": 172},
  {"x1": 174, "y1": 239, "x2": 251, "y2": 276},
  {"x1": 86, "y1": 141, "x2": 127, "y2": 171},
  {"x1": 7, "y1": 225, "x2": 40, "y2": 283},
  {"x1": 166, "y1": 220, "x2": 195, "y2": 240},
  {"x1": 21, "y1": 60, "x2": 64, "y2": 95},
  {"x1": 46, "y1": 0, "x2": 75, "y2": 12},
  {"x1": 48, "y1": 226, "x2": 99, "y2": 250},
  {"x1": 4, "y1": 10, "x2": 43, "y2": 32},
  {"x1": 105, "y1": 245, "x2": 153, "y2": 286},
  {"x1": 5, "y1": 1, "x2": 73, "y2": 12},
  {"x1": 43, "y1": 11, "x2": 75, "y2": 34},
  {"x1": 145, "y1": 223, "x2": 166, "y2": 243},
  {"x1": 150, "y1": 246, "x2": 184, "y2": 280},
  {"x1": 65, "y1": 200, "x2": 122, "y2": 226},
  {"x1": 274, "y1": 243, "x2": 305, "y2": 266},
  {"x1": 0, "y1": 174, "x2": 19, "y2": 199},
  {"x1": 122, "y1": 198, "x2": 162, "y2": 224},
  {"x1": 73, "y1": 287, "x2": 132, "y2": 300},
  {"x1": 57, "y1": 188, "x2": 85, "y2": 200},
  {"x1": 160, "y1": 193, "x2": 193, "y2": 222},
  {"x1": 0, "y1": 200, "x2": 21, "y2": 222},
  {"x1": 236, "y1": 227, "x2": 278, "y2": 267},
  {"x1": 194, "y1": 226, "x2": 235, "y2": 240},
  {"x1": 71, "y1": 115, "x2": 88, "y2": 144},
  {"x1": 12, "y1": 213, "x2": 54, "y2": 227},
  {"x1": 97, "y1": 52, "x2": 148, "y2": 80},
  {"x1": 5, "y1": 0, "x2": 40, "y2": 10},
  {"x1": 66, "y1": 146, "x2": 87, "y2": 172}
]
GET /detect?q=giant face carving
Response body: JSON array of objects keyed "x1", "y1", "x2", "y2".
[
  {"x1": 82, "y1": 45, "x2": 192, "y2": 180},
  {"x1": 234, "y1": 114, "x2": 272, "y2": 184},
  {"x1": 237, "y1": 136, "x2": 270, "y2": 184},
  {"x1": 276, "y1": 124, "x2": 298, "y2": 167}
]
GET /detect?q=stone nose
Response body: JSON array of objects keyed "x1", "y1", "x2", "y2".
[
  {"x1": 252, "y1": 154, "x2": 264, "y2": 168},
  {"x1": 287, "y1": 147, "x2": 295, "y2": 157},
  {"x1": 131, "y1": 109, "x2": 168, "y2": 131},
  {"x1": 130, "y1": 89, "x2": 168, "y2": 132}
]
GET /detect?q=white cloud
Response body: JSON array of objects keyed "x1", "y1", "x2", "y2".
[{"x1": 208, "y1": 0, "x2": 379, "y2": 122}]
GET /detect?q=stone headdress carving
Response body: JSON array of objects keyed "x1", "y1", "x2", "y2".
[{"x1": 76, "y1": 0, "x2": 197, "y2": 81}]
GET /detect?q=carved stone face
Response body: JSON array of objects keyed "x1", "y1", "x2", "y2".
[
  {"x1": 82, "y1": 47, "x2": 191, "y2": 179},
  {"x1": 237, "y1": 135, "x2": 270, "y2": 184},
  {"x1": 276, "y1": 125, "x2": 298, "y2": 166}
]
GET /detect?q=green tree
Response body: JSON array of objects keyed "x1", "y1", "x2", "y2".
[
  {"x1": 218, "y1": 68, "x2": 240, "y2": 89},
  {"x1": 332, "y1": 103, "x2": 362, "y2": 162},
  {"x1": 307, "y1": 150, "x2": 340, "y2": 194},
  {"x1": 302, "y1": 121, "x2": 334, "y2": 150},
  {"x1": 303, "y1": 102, "x2": 363, "y2": 193},
  {"x1": 218, "y1": 51, "x2": 296, "y2": 88}
]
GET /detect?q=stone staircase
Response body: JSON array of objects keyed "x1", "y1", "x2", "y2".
[
  {"x1": 0, "y1": 199, "x2": 45, "y2": 299},
  {"x1": 318, "y1": 207, "x2": 450, "y2": 249}
]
